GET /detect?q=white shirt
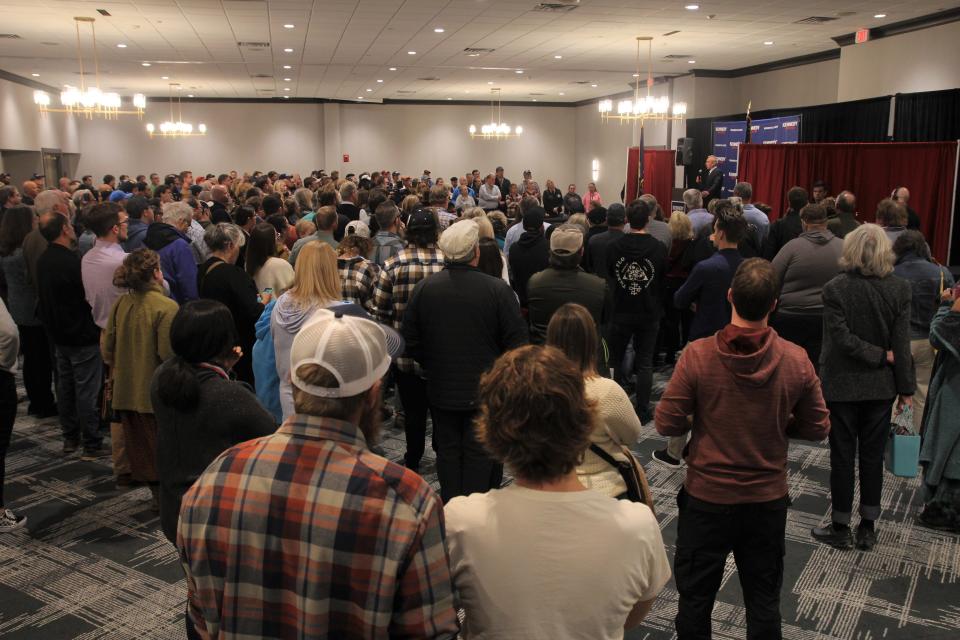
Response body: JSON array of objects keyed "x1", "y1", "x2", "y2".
[
  {"x1": 445, "y1": 484, "x2": 671, "y2": 640},
  {"x1": 254, "y1": 256, "x2": 295, "y2": 294}
]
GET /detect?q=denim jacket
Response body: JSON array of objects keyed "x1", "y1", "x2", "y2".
[{"x1": 893, "y1": 253, "x2": 955, "y2": 339}]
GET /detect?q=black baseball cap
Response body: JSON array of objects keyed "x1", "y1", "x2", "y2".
[
  {"x1": 30, "y1": 173, "x2": 44, "y2": 180},
  {"x1": 407, "y1": 206, "x2": 438, "y2": 230}
]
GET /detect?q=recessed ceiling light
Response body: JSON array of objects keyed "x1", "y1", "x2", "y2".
[
  {"x1": 284, "y1": 77, "x2": 292, "y2": 82},
  {"x1": 467, "y1": 53, "x2": 480, "y2": 57},
  {"x1": 283, "y1": 24, "x2": 295, "y2": 29},
  {"x1": 283, "y1": 87, "x2": 290, "y2": 91},
  {"x1": 141, "y1": 62, "x2": 151, "y2": 67},
  {"x1": 31, "y1": 73, "x2": 39, "y2": 77},
  {"x1": 161, "y1": 76, "x2": 169, "y2": 79},
  {"x1": 434, "y1": 27, "x2": 445, "y2": 33},
  {"x1": 283, "y1": 96, "x2": 289, "y2": 99},
  {"x1": 389, "y1": 67, "x2": 397, "y2": 71},
  {"x1": 515, "y1": 70, "x2": 523, "y2": 74},
  {"x1": 591, "y1": 83, "x2": 598, "y2": 87},
  {"x1": 763, "y1": 41, "x2": 774, "y2": 45},
  {"x1": 187, "y1": 94, "x2": 194, "y2": 97},
  {"x1": 688, "y1": 60, "x2": 696, "y2": 64},
  {"x1": 685, "y1": 4, "x2": 700, "y2": 10},
  {"x1": 559, "y1": 92, "x2": 565, "y2": 95},
  {"x1": 377, "y1": 79, "x2": 383, "y2": 83},
  {"x1": 447, "y1": 97, "x2": 452, "y2": 100},
  {"x1": 633, "y1": 73, "x2": 640, "y2": 77},
  {"x1": 283, "y1": 65, "x2": 292, "y2": 69},
  {"x1": 357, "y1": 96, "x2": 363, "y2": 100},
  {"x1": 488, "y1": 81, "x2": 494, "y2": 85},
  {"x1": 284, "y1": 48, "x2": 293, "y2": 53},
  {"x1": 117, "y1": 43, "x2": 127, "y2": 48},
  {"x1": 532, "y1": 99, "x2": 537, "y2": 102},
  {"x1": 366, "y1": 88, "x2": 372, "y2": 92},
  {"x1": 554, "y1": 55, "x2": 562, "y2": 59},
  {"x1": 407, "y1": 51, "x2": 416, "y2": 55},
  {"x1": 874, "y1": 13, "x2": 887, "y2": 18}
]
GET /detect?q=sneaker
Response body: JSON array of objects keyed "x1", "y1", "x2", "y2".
[
  {"x1": 80, "y1": 446, "x2": 110, "y2": 461},
  {"x1": 855, "y1": 525, "x2": 878, "y2": 551},
  {"x1": 651, "y1": 449, "x2": 682, "y2": 469},
  {"x1": 63, "y1": 440, "x2": 80, "y2": 455},
  {"x1": 811, "y1": 524, "x2": 853, "y2": 549},
  {"x1": 0, "y1": 508, "x2": 27, "y2": 532}
]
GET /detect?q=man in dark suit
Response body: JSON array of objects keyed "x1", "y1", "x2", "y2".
[
  {"x1": 337, "y1": 182, "x2": 361, "y2": 221},
  {"x1": 210, "y1": 185, "x2": 232, "y2": 224},
  {"x1": 698, "y1": 155, "x2": 723, "y2": 207}
]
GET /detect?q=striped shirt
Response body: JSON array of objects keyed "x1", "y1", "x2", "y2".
[
  {"x1": 177, "y1": 415, "x2": 459, "y2": 639},
  {"x1": 371, "y1": 244, "x2": 445, "y2": 375},
  {"x1": 338, "y1": 255, "x2": 380, "y2": 312}
]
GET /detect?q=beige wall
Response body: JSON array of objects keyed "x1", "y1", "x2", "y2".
[
  {"x1": 0, "y1": 77, "x2": 80, "y2": 153},
  {"x1": 336, "y1": 102, "x2": 576, "y2": 189},
  {"x1": 838, "y1": 21, "x2": 960, "y2": 101},
  {"x1": 738, "y1": 59, "x2": 839, "y2": 111}
]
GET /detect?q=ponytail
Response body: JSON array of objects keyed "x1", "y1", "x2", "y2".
[{"x1": 155, "y1": 355, "x2": 201, "y2": 411}]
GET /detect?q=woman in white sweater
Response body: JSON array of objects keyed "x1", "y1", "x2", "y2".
[
  {"x1": 547, "y1": 303, "x2": 643, "y2": 498},
  {"x1": 245, "y1": 222, "x2": 294, "y2": 294}
]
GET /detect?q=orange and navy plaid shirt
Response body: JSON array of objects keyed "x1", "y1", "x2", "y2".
[{"x1": 177, "y1": 415, "x2": 460, "y2": 639}]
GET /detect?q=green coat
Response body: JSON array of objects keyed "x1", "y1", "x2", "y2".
[
  {"x1": 919, "y1": 303, "x2": 960, "y2": 493},
  {"x1": 103, "y1": 288, "x2": 178, "y2": 414}
]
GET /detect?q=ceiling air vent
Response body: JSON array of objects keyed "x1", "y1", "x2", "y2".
[
  {"x1": 0, "y1": 34, "x2": 22, "y2": 39},
  {"x1": 237, "y1": 41, "x2": 271, "y2": 50},
  {"x1": 396, "y1": 90, "x2": 417, "y2": 94},
  {"x1": 97, "y1": 9, "x2": 112, "y2": 16},
  {"x1": 794, "y1": 16, "x2": 838, "y2": 25},
  {"x1": 464, "y1": 47, "x2": 495, "y2": 54},
  {"x1": 256, "y1": 89, "x2": 274, "y2": 95},
  {"x1": 532, "y1": 3, "x2": 579, "y2": 13},
  {"x1": 662, "y1": 30, "x2": 681, "y2": 36},
  {"x1": 417, "y1": 76, "x2": 440, "y2": 81},
  {"x1": 663, "y1": 54, "x2": 692, "y2": 59},
  {"x1": 570, "y1": 80, "x2": 593, "y2": 85},
  {"x1": 250, "y1": 74, "x2": 272, "y2": 78}
]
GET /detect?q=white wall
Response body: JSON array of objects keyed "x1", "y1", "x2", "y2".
[
  {"x1": 838, "y1": 21, "x2": 960, "y2": 101},
  {"x1": 75, "y1": 101, "x2": 325, "y2": 180},
  {"x1": 0, "y1": 77, "x2": 80, "y2": 152},
  {"x1": 336, "y1": 102, "x2": 576, "y2": 189},
  {"x1": 738, "y1": 59, "x2": 839, "y2": 111}
]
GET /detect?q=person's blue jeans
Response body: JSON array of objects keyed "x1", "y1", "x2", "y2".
[{"x1": 55, "y1": 343, "x2": 103, "y2": 449}]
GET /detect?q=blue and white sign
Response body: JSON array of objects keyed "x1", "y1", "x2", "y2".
[{"x1": 713, "y1": 116, "x2": 801, "y2": 196}]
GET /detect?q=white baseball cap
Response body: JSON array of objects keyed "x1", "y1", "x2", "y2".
[{"x1": 289, "y1": 310, "x2": 396, "y2": 398}]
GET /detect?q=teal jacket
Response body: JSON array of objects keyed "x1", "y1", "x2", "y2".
[
  {"x1": 919, "y1": 303, "x2": 960, "y2": 496},
  {"x1": 252, "y1": 298, "x2": 281, "y2": 424}
]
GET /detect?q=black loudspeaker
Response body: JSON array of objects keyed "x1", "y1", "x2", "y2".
[{"x1": 676, "y1": 138, "x2": 694, "y2": 166}]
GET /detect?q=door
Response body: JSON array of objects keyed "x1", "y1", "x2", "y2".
[{"x1": 41, "y1": 148, "x2": 62, "y2": 186}]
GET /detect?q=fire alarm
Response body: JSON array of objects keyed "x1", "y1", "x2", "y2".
[{"x1": 342, "y1": 154, "x2": 350, "y2": 163}]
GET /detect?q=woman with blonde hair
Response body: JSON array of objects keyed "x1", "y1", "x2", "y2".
[
  {"x1": 813, "y1": 223, "x2": 915, "y2": 551},
  {"x1": 102, "y1": 249, "x2": 179, "y2": 510},
  {"x1": 270, "y1": 241, "x2": 343, "y2": 420},
  {"x1": 546, "y1": 303, "x2": 640, "y2": 498},
  {"x1": 663, "y1": 211, "x2": 695, "y2": 362}
]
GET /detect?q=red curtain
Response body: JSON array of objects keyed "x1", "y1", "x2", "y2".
[
  {"x1": 738, "y1": 142, "x2": 959, "y2": 263},
  {"x1": 626, "y1": 148, "x2": 675, "y2": 211}
]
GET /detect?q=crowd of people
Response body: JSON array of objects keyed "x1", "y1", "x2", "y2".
[{"x1": 0, "y1": 161, "x2": 957, "y2": 639}]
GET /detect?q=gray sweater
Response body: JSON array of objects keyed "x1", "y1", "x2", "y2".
[
  {"x1": 771, "y1": 230, "x2": 843, "y2": 312},
  {"x1": 0, "y1": 299, "x2": 19, "y2": 374},
  {"x1": 820, "y1": 272, "x2": 915, "y2": 402}
]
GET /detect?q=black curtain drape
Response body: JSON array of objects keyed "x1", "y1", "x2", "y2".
[
  {"x1": 683, "y1": 117, "x2": 713, "y2": 186},
  {"x1": 735, "y1": 96, "x2": 891, "y2": 143},
  {"x1": 894, "y1": 89, "x2": 960, "y2": 142}
]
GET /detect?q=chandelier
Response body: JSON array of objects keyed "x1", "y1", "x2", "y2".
[
  {"x1": 33, "y1": 17, "x2": 145, "y2": 119},
  {"x1": 468, "y1": 89, "x2": 523, "y2": 139},
  {"x1": 146, "y1": 84, "x2": 207, "y2": 138},
  {"x1": 598, "y1": 37, "x2": 687, "y2": 123}
]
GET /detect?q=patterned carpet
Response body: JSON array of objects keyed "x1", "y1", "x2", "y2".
[{"x1": 1, "y1": 366, "x2": 959, "y2": 640}]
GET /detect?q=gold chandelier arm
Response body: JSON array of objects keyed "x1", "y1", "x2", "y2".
[
  {"x1": 646, "y1": 39, "x2": 652, "y2": 99},
  {"x1": 75, "y1": 19, "x2": 86, "y2": 92},
  {"x1": 91, "y1": 20, "x2": 102, "y2": 91}
]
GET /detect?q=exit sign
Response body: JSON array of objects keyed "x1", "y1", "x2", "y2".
[{"x1": 855, "y1": 28, "x2": 870, "y2": 44}]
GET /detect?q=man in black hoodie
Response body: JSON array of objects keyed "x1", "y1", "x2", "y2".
[
  {"x1": 507, "y1": 207, "x2": 550, "y2": 312},
  {"x1": 606, "y1": 199, "x2": 667, "y2": 423},
  {"x1": 763, "y1": 186, "x2": 807, "y2": 260}
]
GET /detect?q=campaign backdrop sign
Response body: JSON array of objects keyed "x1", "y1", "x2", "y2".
[{"x1": 712, "y1": 116, "x2": 801, "y2": 196}]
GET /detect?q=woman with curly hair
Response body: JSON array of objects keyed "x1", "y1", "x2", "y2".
[
  {"x1": 443, "y1": 344, "x2": 670, "y2": 638},
  {"x1": 102, "y1": 249, "x2": 178, "y2": 510}
]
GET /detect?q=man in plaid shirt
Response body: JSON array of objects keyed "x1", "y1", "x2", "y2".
[
  {"x1": 337, "y1": 228, "x2": 380, "y2": 312},
  {"x1": 177, "y1": 312, "x2": 458, "y2": 640},
  {"x1": 372, "y1": 207, "x2": 445, "y2": 471},
  {"x1": 428, "y1": 184, "x2": 459, "y2": 230}
]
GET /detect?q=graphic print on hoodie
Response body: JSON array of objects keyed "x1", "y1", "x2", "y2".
[{"x1": 607, "y1": 233, "x2": 667, "y2": 318}]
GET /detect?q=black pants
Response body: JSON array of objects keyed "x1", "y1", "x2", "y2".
[
  {"x1": 0, "y1": 370, "x2": 17, "y2": 506},
  {"x1": 827, "y1": 399, "x2": 892, "y2": 525},
  {"x1": 770, "y1": 310, "x2": 823, "y2": 373},
  {"x1": 395, "y1": 369, "x2": 430, "y2": 470},
  {"x1": 18, "y1": 324, "x2": 56, "y2": 414},
  {"x1": 609, "y1": 318, "x2": 660, "y2": 414},
  {"x1": 430, "y1": 407, "x2": 502, "y2": 503},
  {"x1": 674, "y1": 490, "x2": 788, "y2": 640}
]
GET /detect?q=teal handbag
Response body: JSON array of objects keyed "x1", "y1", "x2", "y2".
[{"x1": 885, "y1": 405, "x2": 920, "y2": 478}]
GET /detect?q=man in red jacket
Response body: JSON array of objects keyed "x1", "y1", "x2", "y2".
[{"x1": 655, "y1": 258, "x2": 830, "y2": 640}]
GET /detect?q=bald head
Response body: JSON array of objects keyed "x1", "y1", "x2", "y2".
[
  {"x1": 211, "y1": 184, "x2": 229, "y2": 203},
  {"x1": 22, "y1": 181, "x2": 39, "y2": 198}
]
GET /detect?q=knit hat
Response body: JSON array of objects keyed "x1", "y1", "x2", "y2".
[{"x1": 438, "y1": 219, "x2": 479, "y2": 262}]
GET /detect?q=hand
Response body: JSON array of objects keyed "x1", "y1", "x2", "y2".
[
  {"x1": 700, "y1": 190, "x2": 709, "y2": 198},
  {"x1": 225, "y1": 346, "x2": 242, "y2": 369},
  {"x1": 895, "y1": 394, "x2": 913, "y2": 415},
  {"x1": 941, "y1": 288, "x2": 955, "y2": 303},
  {"x1": 886, "y1": 350, "x2": 894, "y2": 365}
]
